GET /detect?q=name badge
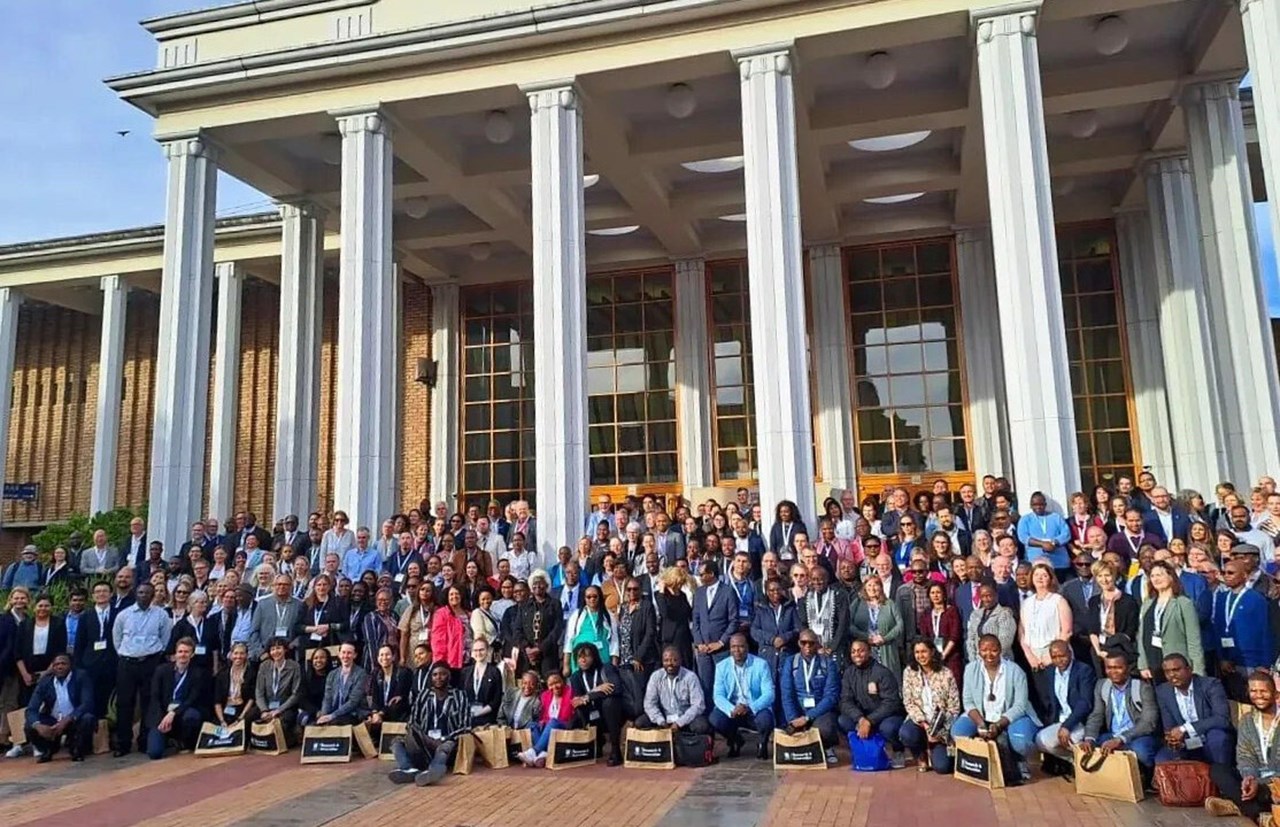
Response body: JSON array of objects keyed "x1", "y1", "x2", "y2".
[
  {"x1": 394, "y1": 573, "x2": 406, "y2": 584},
  {"x1": 428, "y1": 729, "x2": 442, "y2": 740},
  {"x1": 1150, "y1": 635, "x2": 1163, "y2": 649},
  {"x1": 275, "y1": 626, "x2": 289, "y2": 638},
  {"x1": 867, "y1": 682, "x2": 878, "y2": 695},
  {"x1": 310, "y1": 633, "x2": 323, "y2": 642},
  {"x1": 1185, "y1": 734, "x2": 1203, "y2": 750},
  {"x1": 1221, "y1": 637, "x2": 1236, "y2": 649},
  {"x1": 224, "y1": 705, "x2": 237, "y2": 716},
  {"x1": 94, "y1": 641, "x2": 107, "y2": 651},
  {"x1": 418, "y1": 631, "x2": 429, "y2": 642},
  {"x1": 168, "y1": 703, "x2": 180, "y2": 712},
  {"x1": 589, "y1": 710, "x2": 600, "y2": 722},
  {"x1": 269, "y1": 701, "x2": 281, "y2": 711},
  {"x1": 802, "y1": 697, "x2": 816, "y2": 709},
  {"x1": 194, "y1": 645, "x2": 207, "y2": 656},
  {"x1": 469, "y1": 704, "x2": 485, "y2": 716}
]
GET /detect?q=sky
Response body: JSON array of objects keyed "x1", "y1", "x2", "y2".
[{"x1": 1, "y1": 3, "x2": 1279, "y2": 312}]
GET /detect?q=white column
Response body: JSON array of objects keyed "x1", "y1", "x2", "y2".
[
  {"x1": 1143, "y1": 156, "x2": 1228, "y2": 492},
  {"x1": 807, "y1": 245, "x2": 856, "y2": 494},
  {"x1": 273, "y1": 201, "x2": 325, "y2": 521},
  {"x1": 148, "y1": 134, "x2": 217, "y2": 550},
  {"x1": 1114, "y1": 209, "x2": 1178, "y2": 489},
  {"x1": 733, "y1": 45, "x2": 817, "y2": 526},
  {"x1": 428, "y1": 282, "x2": 459, "y2": 508},
  {"x1": 973, "y1": 3, "x2": 1080, "y2": 508},
  {"x1": 207, "y1": 262, "x2": 243, "y2": 524},
  {"x1": 524, "y1": 82, "x2": 588, "y2": 560},
  {"x1": 89, "y1": 276, "x2": 128, "y2": 515},
  {"x1": 674, "y1": 258, "x2": 714, "y2": 491},
  {"x1": 332, "y1": 108, "x2": 396, "y2": 531},
  {"x1": 1240, "y1": 0, "x2": 1280, "y2": 318},
  {"x1": 1183, "y1": 79, "x2": 1280, "y2": 481},
  {"x1": 955, "y1": 228, "x2": 1012, "y2": 482},
  {"x1": 0, "y1": 289, "x2": 21, "y2": 512}
]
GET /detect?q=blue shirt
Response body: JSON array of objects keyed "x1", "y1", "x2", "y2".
[
  {"x1": 112, "y1": 604, "x2": 172, "y2": 658},
  {"x1": 1016, "y1": 512, "x2": 1072, "y2": 569},
  {"x1": 65, "y1": 611, "x2": 81, "y2": 654},
  {"x1": 1110, "y1": 684, "x2": 1134, "y2": 736},
  {"x1": 342, "y1": 546, "x2": 381, "y2": 582}
]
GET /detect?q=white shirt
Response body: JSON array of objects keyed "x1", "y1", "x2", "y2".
[
  {"x1": 52, "y1": 677, "x2": 74, "y2": 719},
  {"x1": 1155, "y1": 510, "x2": 1174, "y2": 542},
  {"x1": 705, "y1": 584, "x2": 718, "y2": 609},
  {"x1": 982, "y1": 663, "x2": 1007, "y2": 723},
  {"x1": 32, "y1": 623, "x2": 50, "y2": 656},
  {"x1": 1053, "y1": 666, "x2": 1071, "y2": 723}
]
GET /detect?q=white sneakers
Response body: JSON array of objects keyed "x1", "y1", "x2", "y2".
[
  {"x1": 4, "y1": 744, "x2": 25, "y2": 759},
  {"x1": 516, "y1": 748, "x2": 537, "y2": 766}
]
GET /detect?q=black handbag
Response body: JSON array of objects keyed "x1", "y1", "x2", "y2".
[{"x1": 673, "y1": 732, "x2": 715, "y2": 767}]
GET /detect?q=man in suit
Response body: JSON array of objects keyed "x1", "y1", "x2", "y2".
[
  {"x1": 145, "y1": 637, "x2": 211, "y2": 759},
  {"x1": 177, "y1": 521, "x2": 210, "y2": 563},
  {"x1": 1214, "y1": 558, "x2": 1275, "y2": 701},
  {"x1": 24, "y1": 654, "x2": 95, "y2": 762},
  {"x1": 553, "y1": 562, "x2": 586, "y2": 624},
  {"x1": 1107, "y1": 509, "x2": 1161, "y2": 571},
  {"x1": 1033, "y1": 641, "x2": 1096, "y2": 774},
  {"x1": 954, "y1": 483, "x2": 989, "y2": 534},
  {"x1": 636, "y1": 551, "x2": 664, "y2": 615},
  {"x1": 1154, "y1": 653, "x2": 1234, "y2": 765},
  {"x1": 653, "y1": 512, "x2": 683, "y2": 568},
  {"x1": 460, "y1": 639, "x2": 504, "y2": 728},
  {"x1": 1081, "y1": 650, "x2": 1160, "y2": 771},
  {"x1": 692, "y1": 561, "x2": 739, "y2": 702},
  {"x1": 73, "y1": 581, "x2": 117, "y2": 718},
  {"x1": 249, "y1": 574, "x2": 304, "y2": 660},
  {"x1": 79, "y1": 530, "x2": 120, "y2": 579},
  {"x1": 1060, "y1": 551, "x2": 1099, "y2": 664},
  {"x1": 123, "y1": 517, "x2": 148, "y2": 572},
  {"x1": 953, "y1": 556, "x2": 985, "y2": 630},
  {"x1": 274, "y1": 514, "x2": 310, "y2": 557},
  {"x1": 730, "y1": 517, "x2": 767, "y2": 578},
  {"x1": 227, "y1": 512, "x2": 272, "y2": 555},
  {"x1": 383, "y1": 531, "x2": 425, "y2": 592},
  {"x1": 1144, "y1": 487, "x2": 1191, "y2": 545}
]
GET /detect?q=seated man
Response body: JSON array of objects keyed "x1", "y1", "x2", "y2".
[
  {"x1": 838, "y1": 638, "x2": 906, "y2": 768},
  {"x1": 1033, "y1": 640, "x2": 1096, "y2": 775},
  {"x1": 1154, "y1": 653, "x2": 1234, "y2": 765},
  {"x1": 567, "y1": 642, "x2": 626, "y2": 766},
  {"x1": 710, "y1": 633, "x2": 775, "y2": 759},
  {"x1": 146, "y1": 637, "x2": 211, "y2": 759},
  {"x1": 1081, "y1": 651, "x2": 1160, "y2": 772},
  {"x1": 1205, "y1": 670, "x2": 1280, "y2": 821},
  {"x1": 389, "y1": 661, "x2": 472, "y2": 786},
  {"x1": 24, "y1": 654, "x2": 95, "y2": 762},
  {"x1": 780, "y1": 630, "x2": 840, "y2": 765},
  {"x1": 637, "y1": 646, "x2": 711, "y2": 734},
  {"x1": 952, "y1": 633, "x2": 1040, "y2": 785}
]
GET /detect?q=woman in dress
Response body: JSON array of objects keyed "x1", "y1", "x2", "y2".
[
  {"x1": 1018, "y1": 562, "x2": 1072, "y2": 718},
  {"x1": 849, "y1": 576, "x2": 902, "y2": 677}
]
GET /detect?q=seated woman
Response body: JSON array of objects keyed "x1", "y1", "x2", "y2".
[
  {"x1": 567, "y1": 641, "x2": 626, "y2": 766},
  {"x1": 366, "y1": 643, "x2": 412, "y2": 738},
  {"x1": 517, "y1": 671, "x2": 576, "y2": 767},
  {"x1": 499, "y1": 670, "x2": 543, "y2": 733},
  {"x1": 900, "y1": 638, "x2": 961, "y2": 774},
  {"x1": 255, "y1": 636, "x2": 304, "y2": 744},
  {"x1": 214, "y1": 642, "x2": 258, "y2": 727},
  {"x1": 1205, "y1": 669, "x2": 1280, "y2": 822},
  {"x1": 298, "y1": 646, "x2": 332, "y2": 727},
  {"x1": 316, "y1": 641, "x2": 370, "y2": 726},
  {"x1": 951, "y1": 633, "x2": 1041, "y2": 786}
]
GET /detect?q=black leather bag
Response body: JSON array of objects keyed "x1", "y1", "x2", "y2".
[{"x1": 673, "y1": 732, "x2": 715, "y2": 767}]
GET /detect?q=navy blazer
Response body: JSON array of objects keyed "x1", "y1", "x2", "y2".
[
  {"x1": 1155, "y1": 675, "x2": 1232, "y2": 736},
  {"x1": 768, "y1": 519, "x2": 809, "y2": 558},
  {"x1": 26, "y1": 668, "x2": 94, "y2": 725},
  {"x1": 750, "y1": 600, "x2": 800, "y2": 672},
  {"x1": 780, "y1": 652, "x2": 840, "y2": 722},
  {"x1": 73, "y1": 607, "x2": 116, "y2": 668},
  {"x1": 692, "y1": 583, "x2": 740, "y2": 647},
  {"x1": 1144, "y1": 508, "x2": 1192, "y2": 545},
  {"x1": 954, "y1": 581, "x2": 982, "y2": 630},
  {"x1": 1043, "y1": 660, "x2": 1096, "y2": 732},
  {"x1": 1213, "y1": 588, "x2": 1275, "y2": 670}
]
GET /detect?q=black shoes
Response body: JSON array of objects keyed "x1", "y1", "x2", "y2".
[
  {"x1": 756, "y1": 741, "x2": 769, "y2": 761},
  {"x1": 36, "y1": 754, "x2": 52, "y2": 764},
  {"x1": 607, "y1": 753, "x2": 622, "y2": 767},
  {"x1": 727, "y1": 738, "x2": 742, "y2": 759}
]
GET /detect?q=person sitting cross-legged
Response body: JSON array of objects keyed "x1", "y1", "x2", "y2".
[
  {"x1": 1032, "y1": 640, "x2": 1096, "y2": 777},
  {"x1": 636, "y1": 646, "x2": 711, "y2": 735},
  {"x1": 710, "y1": 633, "x2": 775, "y2": 759},
  {"x1": 951, "y1": 633, "x2": 1041, "y2": 785},
  {"x1": 780, "y1": 629, "x2": 841, "y2": 765},
  {"x1": 1205, "y1": 670, "x2": 1280, "y2": 822},
  {"x1": 389, "y1": 661, "x2": 473, "y2": 786},
  {"x1": 24, "y1": 654, "x2": 95, "y2": 763}
]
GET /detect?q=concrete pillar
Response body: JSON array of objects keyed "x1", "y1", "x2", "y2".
[
  {"x1": 973, "y1": 3, "x2": 1080, "y2": 509},
  {"x1": 955, "y1": 228, "x2": 1012, "y2": 482},
  {"x1": 1183, "y1": 79, "x2": 1280, "y2": 481},
  {"x1": 524, "y1": 82, "x2": 588, "y2": 559},
  {"x1": 273, "y1": 201, "x2": 325, "y2": 521},
  {"x1": 1143, "y1": 156, "x2": 1228, "y2": 493},
  {"x1": 674, "y1": 258, "x2": 714, "y2": 491},
  {"x1": 428, "y1": 282, "x2": 459, "y2": 508},
  {"x1": 733, "y1": 44, "x2": 817, "y2": 526},
  {"x1": 148, "y1": 134, "x2": 217, "y2": 550},
  {"x1": 90, "y1": 275, "x2": 127, "y2": 515},
  {"x1": 208, "y1": 262, "x2": 243, "y2": 524},
  {"x1": 807, "y1": 244, "x2": 856, "y2": 494},
  {"x1": 332, "y1": 107, "x2": 396, "y2": 530},
  {"x1": 1114, "y1": 209, "x2": 1178, "y2": 489},
  {"x1": 0, "y1": 289, "x2": 21, "y2": 516}
]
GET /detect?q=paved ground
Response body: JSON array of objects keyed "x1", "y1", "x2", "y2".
[{"x1": 0, "y1": 746, "x2": 1248, "y2": 827}]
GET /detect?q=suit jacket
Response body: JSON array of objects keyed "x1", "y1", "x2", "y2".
[
  {"x1": 25, "y1": 668, "x2": 93, "y2": 726},
  {"x1": 122, "y1": 534, "x2": 148, "y2": 573},
  {"x1": 227, "y1": 525, "x2": 272, "y2": 552},
  {"x1": 499, "y1": 687, "x2": 542, "y2": 729},
  {"x1": 780, "y1": 652, "x2": 840, "y2": 722},
  {"x1": 371, "y1": 666, "x2": 413, "y2": 721},
  {"x1": 1144, "y1": 508, "x2": 1192, "y2": 545},
  {"x1": 1060, "y1": 577, "x2": 1097, "y2": 638},
  {"x1": 618, "y1": 600, "x2": 660, "y2": 670},
  {"x1": 1213, "y1": 587, "x2": 1275, "y2": 670},
  {"x1": 1155, "y1": 675, "x2": 1232, "y2": 737},
  {"x1": 954, "y1": 502, "x2": 989, "y2": 534},
  {"x1": 567, "y1": 662, "x2": 624, "y2": 714},
  {"x1": 275, "y1": 530, "x2": 311, "y2": 556},
  {"x1": 1084, "y1": 677, "x2": 1159, "y2": 742},
  {"x1": 954, "y1": 581, "x2": 983, "y2": 630},
  {"x1": 750, "y1": 600, "x2": 800, "y2": 673},
  {"x1": 1084, "y1": 592, "x2": 1140, "y2": 645},
  {"x1": 168, "y1": 615, "x2": 221, "y2": 671},
  {"x1": 73, "y1": 606, "x2": 117, "y2": 668},
  {"x1": 17, "y1": 616, "x2": 68, "y2": 669},
  {"x1": 321, "y1": 665, "x2": 370, "y2": 719},
  {"x1": 1041, "y1": 660, "x2": 1096, "y2": 731},
  {"x1": 692, "y1": 583, "x2": 739, "y2": 647},
  {"x1": 249, "y1": 597, "x2": 305, "y2": 659},
  {"x1": 459, "y1": 662, "x2": 503, "y2": 726},
  {"x1": 146, "y1": 664, "x2": 212, "y2": 728},
  {"x1": 1137, "y1": 595, "x2": 1204, "y2": 674},
  {"x1": 78, "y1": 547, "x2": 120, "y2": 577}
]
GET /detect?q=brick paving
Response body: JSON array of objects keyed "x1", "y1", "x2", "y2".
[{"x1": 0, "y1": 749, "x2": 1251, "y2": 827}]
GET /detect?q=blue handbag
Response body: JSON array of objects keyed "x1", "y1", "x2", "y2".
[{"x1": 848, "y1": 732, "x2": 891, "y2": 772}]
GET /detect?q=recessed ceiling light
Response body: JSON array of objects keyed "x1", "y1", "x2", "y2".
[
  {"x1": 681, "y1": 156, "x2": 744, "y2": 174},
  {"x1": 583, "y1": 174, "x2": 600, "y2": 188},
  {"x1": 484, "y1": 110, "x2": 513, "y2": 145},
  {"x1": 588, "y1": 225, "x2": 640, "y2": 236},
  {"x1": 863, "y1": 192, "x2": 925, "y2": 205},
  {"x1": 1067, "y1": 110, "x2": 1099, "y2": 139},
  {"x1": 469, "y1": 242, "x2": 492, "y2": 261},
  {"x1": 863, "y1": 51, "x2": 897, "y2": 91},
  {"x1": 1093, "y1": 15, "x2": 1129, "y2": 57},
  {"x1": 403, "y1": 197, "x2": 430, "y2": 219},
  {"x1": 665, "y1": 83, "x2": 698, "y2": 119},
  {"x1": 849, "y1": 131, "x2": 931, "y2": 152},
  {"x1": 718, "y1": 213, "x2": 747, "y2": 222}
]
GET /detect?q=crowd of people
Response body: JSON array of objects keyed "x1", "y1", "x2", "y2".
[{"x1": 4, "y1": 472, "x2": 1280, "y2": 820}]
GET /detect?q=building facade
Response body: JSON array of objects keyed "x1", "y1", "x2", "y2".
[{"x1": 2, "y1": 0, "x2": 1280, "y2": 561}]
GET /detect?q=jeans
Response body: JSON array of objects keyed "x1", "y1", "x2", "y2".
[
  {"x1": 837, "y1": 714, "x2": 906, "y2": 751},
  {"x1": 949, "y1": 715, "x2": 1038, "y2": 758},
  {"x1": 146, "y1": 707, "x2": 203, "y2": 760},
  {"x1": 1154, "y1": 727, "x2": 1234, "y2": 766},
  {"x1": 393, "y1": 732, "x2": 456, "y2": 774},
  {"x1": 709, "y1": 708, "x2": 774, "y2": 745},
  {"x1": 1091, "y1": 731, "x2": 1158, "y2": 768},
  {"x1": 899, "y1": 719, "x2": 953, "y2": 773},
  {"x1": 530, "y1": 718, "x2": 567, "y2": 753}
]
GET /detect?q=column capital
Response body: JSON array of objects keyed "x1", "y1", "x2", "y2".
[
  {"x1": 953, "y1": 225, "x2": 992, "y2": 246},
  {"x1": 277, "y1": 199, "x2": 327, "y2": 221},
  {"x1": 159, "y1": 131, "x2": 218, "y2": 162},
  {"x1": 98, "y1": 274, "x2": 128, "y2": 293},
  {"x1": 971, "y1": 1, "x2": 1042, "y2": 41},
  {"x1": 1181, "y1": 78, "x2": 1244, "y2": 107},
  {"x1": 521, "y1": 80, "x2": 578, "y2": 113},
  {"x1": 0, "y1": 287, "x2": 23, "y2": 308},
  {"x1": 331, "y1": 106, "x2": 390, "y2": 138},
  {"x1": 214, "y1": 261, "x2": 244, "y2": 280},
  {"x1": 732, "y1": 43, "x2": 795, "y2": 80},
  {"x1": 806, "y1": 243, "x2": 841, "y2": 263},
  {"x1": 671, "y1": 257, "x2": 706, "y2": 276},
  {"x1": 1142, "y1": 152, "x2": 1192, "y2": 178}
]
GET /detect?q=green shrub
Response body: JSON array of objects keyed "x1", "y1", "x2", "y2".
[{"x1": 30, "y1": 507, "x2": 145, "y2": 559}]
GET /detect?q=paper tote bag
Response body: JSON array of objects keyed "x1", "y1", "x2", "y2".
[
  {"x1": 547, "y1": 726, "x2": 597, "y2": 770},
  {"x1": 300, "y1": 725, "x2": 354, "y2": 764},
  {"x1": 195, "y1": 720, "x2": 247, "y2": 757},
  {"x1": 774, "y1": 728, "x2": 826, "y2": 771},
  {"x1": 1073, "y1": 745, "x2": 1143, "y2": 803},
  {"x1": 378, "y1": 721, "x2": 407, "y2": 760},
  {"x1": 93, "y1": 720, "x2": 111, "y2": 755},
  {"x1": 352, "y1": 723, "x2": 379, "y2": 759},
  {"x1": 452, "y1": 729, "x2": 476, "y2": 775},
  {"x1": 473, "y1": 725, "x2": 511, "y2": 770},
  {"x1": 249, "y1": 719, "x2": 288, "y2": 755},
  {"x1": 7, "y1": 710, "x2": 26, "y2": 746},
  {"x1": 953, "y1": 736, "x2": 1005, "y2": 790},
  {"x1": 623, "y1": 727, "x2": 675, "y2": 770},
  {"x1": 507, "y1": 727, "x2": 533, "y2": 762}
]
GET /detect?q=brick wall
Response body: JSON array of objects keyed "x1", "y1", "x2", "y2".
[{"x1": 401, "y1": 283, "x2": 432, "y2": 513}]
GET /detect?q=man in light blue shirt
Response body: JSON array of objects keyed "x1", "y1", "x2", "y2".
[
  {"x1": 110, "y1": 583, "x2": 171, "y2": 756},
  {"x1": 341, "y1": 527, "x2": 381, "y2": 582},
  {"x1": 710, "y1": 633, "x2": 775, "y2": 759},
  {"x1": 1016, "y1": 492, "x2": 1072, "y2": 577}
]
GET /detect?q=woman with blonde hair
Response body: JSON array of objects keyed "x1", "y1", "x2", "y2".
[
  {"x1": 0, "y1": 587, "x2": 30, "y2": 754},
  {"x1": 655, "y1": 566, "x2": 694, "y2": 669}
]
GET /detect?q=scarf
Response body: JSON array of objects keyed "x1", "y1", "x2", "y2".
[{"x1": 805, "y1": 589, "x2": 836, "y2": 648}]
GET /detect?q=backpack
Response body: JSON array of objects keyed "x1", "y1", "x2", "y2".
[{"x1": 673, "y1": 732, "x2": 715, "y2": 767}]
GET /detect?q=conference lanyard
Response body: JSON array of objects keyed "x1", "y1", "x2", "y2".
[
  {"x1": 1153, "y1": 600, "x2": 1168, "y2": 635},
  {"x1": 384, "y1": 673, "x2": 394, "y2": 706},
  {"x1": 272, "y1": 665, "x2": 283, "y2": 698},
  {"x1": 1224, "y1": 590, "x2": 1246, "y2": 630},
  {"x1": 98, "y1": 609, "x2": 109, "y2": 641},
  {"x1": 801, "y1": 657, "x2": 817, "y2": 696},
  {"x1": 1258, "y1": 712, "x2": 1280, "y2": 767},
  {"x1": 782, "y1": 523, "x2": 794, "y2": 548},
  {"x1": 314, "y1": 602, "x2": 327, "y2": 625},
  {"x1": 172, "y1": 670, "x2": 189, "y2": 702},
  {"x1": 192, "y1": 620, "x2": 204, "y2": 643},
  {"x1": 394, "y1": 553, "x2": 409, "y2": 574},
  {"x1": 1126, "y1": 534, "x2": 1141, "y2": 555},
  {"x1": 772, "y1": 605, "x2": 782, "y2": 628}
]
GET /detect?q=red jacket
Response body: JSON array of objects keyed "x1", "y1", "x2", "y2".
[
  {"x1": 429, "y1": 608, "x2": 467, "y2": 669},
  {"x1": 539, "y1": 686, "x2": 576, "y2": 726}
]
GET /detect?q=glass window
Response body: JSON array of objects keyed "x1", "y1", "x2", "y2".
[
  {"x1": 707, "y1": 261, "x2": 757, "y2": 481},
  {"x1": 846, "y1": 239, "x2": 969, "y2": 477},
  {"x1": 1058, "y1": 222, "x2": 1139, "y2": 490}
]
